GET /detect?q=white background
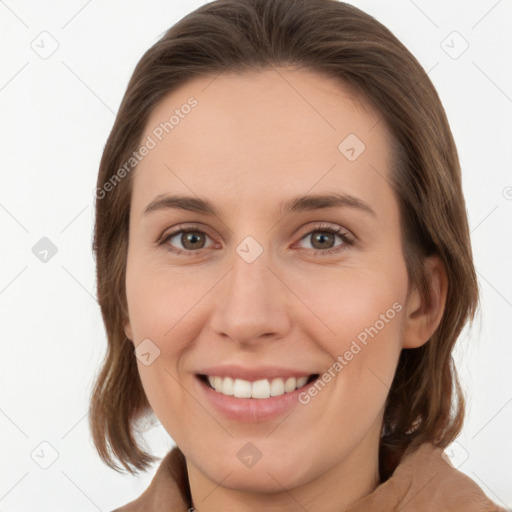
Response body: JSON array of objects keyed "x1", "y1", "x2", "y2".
[{"x1": 0, "y1": 0, "x2": 511, "y2": 510}]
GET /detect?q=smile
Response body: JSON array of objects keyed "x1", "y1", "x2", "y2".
[
  {"x1": 194, "y1": 364, "x2": 322, "y2": 422},
  {"x1": 200, "y1": 374, "x2": 319, "y2": 399}
]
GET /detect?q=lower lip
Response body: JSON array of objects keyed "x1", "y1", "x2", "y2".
[{"x1": 195, "y1": 375, "x2": 316, "y2": 422}]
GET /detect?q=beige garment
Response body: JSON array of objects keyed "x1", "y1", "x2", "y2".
[{"x1": 112, "y1": 442, "x2": 508, "y2": 511}]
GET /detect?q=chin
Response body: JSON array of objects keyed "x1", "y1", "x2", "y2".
[
  {"x1": 199, "y1": 449, "x2": 312, "y2": 492},
  {"x1": 220, "y1": 467, "x2": 307, "y2": 494}
]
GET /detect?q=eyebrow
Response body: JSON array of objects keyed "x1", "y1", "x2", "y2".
[{"x1": 143, "y1": 192, "x2": 376, "y2": 218}]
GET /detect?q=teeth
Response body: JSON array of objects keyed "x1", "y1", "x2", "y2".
[
  {"x1": 233, "y1": 378, "x2": 252, "y2": 398},
  {"x1": 205, "y1": 375, "x2": 312, "y2": 398},
  {"x1": 296, "y1": 376, "x2": 308, "y2": 388},
  {"x1": 252, "y1": 379, "x2": 270, "y2": 399},
  {"x1": 270, "y1": 377, "x2": 284, "y2": 396},
  {"x1": 222, "y1": 376, "x2": 234, "y2": 396},
  {"x1": 284, "y1": 377, "x2": 296, "y2": 392}
]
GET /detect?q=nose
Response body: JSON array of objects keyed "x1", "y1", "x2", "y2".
[{"x1": 208, "y1": 241, "x2": 292, "y2": 346}]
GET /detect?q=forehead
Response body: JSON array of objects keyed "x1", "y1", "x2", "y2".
[{"x1": 131, "y1": 67, "x2": 395, "y2": 217}]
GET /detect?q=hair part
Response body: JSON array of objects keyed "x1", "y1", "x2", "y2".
[{"x1": 89, "y1": 0, "x2": 478, "y2": 480}]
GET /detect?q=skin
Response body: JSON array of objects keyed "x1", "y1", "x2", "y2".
[{"x1": 124, "y1": 67, "x2": 447, "y2": 512}]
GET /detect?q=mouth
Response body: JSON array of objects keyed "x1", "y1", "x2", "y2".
[{"x1": 197, "y1": 373, "x2": 320, "y2": 399}]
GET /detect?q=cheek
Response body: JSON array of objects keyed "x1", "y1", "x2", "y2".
[
  {"x1": 125, "y1": 258, "x2": 210, "y2": 344},
  {"x1": 298, "y1": 267, "x2": 407, "y2": 347},
  {"x1": 124, "y1": 263, "x2": 215, "y2": 431},
  {"x1": 297, "y1": 268, "x2": 406, "y2": 407},
  {"x1": 292, "y1": 280, "x2": 405, "y2": 456}
]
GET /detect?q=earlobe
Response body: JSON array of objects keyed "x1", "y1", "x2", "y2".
[
  {"x1": 124, "y1": 320, "x2": 133, "y2": 341},
  {"x1": 402, "y1": 255, "x2": 448, "y2": 349}
]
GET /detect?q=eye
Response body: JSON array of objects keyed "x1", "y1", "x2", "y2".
[
  {"x1": 295, "y1": 224, "x2": 354, "y2": 255},
  {"x1": 159, "y1": 226, "x2": 216, "y2": 255},
  {"x1": 158, "y1": 223, "x2": 354, "y2": 257}
]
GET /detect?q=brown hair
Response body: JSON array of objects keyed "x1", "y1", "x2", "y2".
[{"x1": 89, "y1": 0, "x2": 478, "y2": 480}]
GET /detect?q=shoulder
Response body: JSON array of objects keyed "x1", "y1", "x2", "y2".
[
  {"x1": 348, "y1": 442, "x2": 507, "y2": 512},
  {"x1": 387, "y1": 443, "x2": 506, "y2": 511}
]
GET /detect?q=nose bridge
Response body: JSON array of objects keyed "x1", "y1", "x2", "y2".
[
  {"x1": 231, "y1": 239, "x2": 272, "y2": 299},
  {"x1": 208, "y1": 235, "x2": 291, "y2": 343}
]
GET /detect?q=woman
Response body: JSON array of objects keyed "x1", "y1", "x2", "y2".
[{"x1": 89, "y1": 0, "x2": 507, "y2": 510}]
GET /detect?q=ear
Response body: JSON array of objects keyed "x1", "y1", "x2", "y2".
[
  {"x1": 124, "y1": 318, "x2": 133, "y2": 342},
  {"x1": 402, "y1": 254, "x2": 448, "y2": 349}
]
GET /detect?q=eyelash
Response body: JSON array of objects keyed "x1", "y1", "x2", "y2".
[{"x1": 158, "y1": 223, "x2": 355, "y2": 257}]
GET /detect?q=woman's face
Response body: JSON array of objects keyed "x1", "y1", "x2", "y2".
[{"x1": 124, "y1": 68, "x2": 423, "y2": 498}]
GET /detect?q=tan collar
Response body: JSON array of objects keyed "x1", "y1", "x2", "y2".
[{"x1": 113, "y1": 442, "x2": 506, "y2": 511}]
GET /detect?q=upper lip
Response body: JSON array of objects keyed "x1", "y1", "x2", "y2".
[{"x1": 196, "y1": 364, "x2": 318, "y2": 381}]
